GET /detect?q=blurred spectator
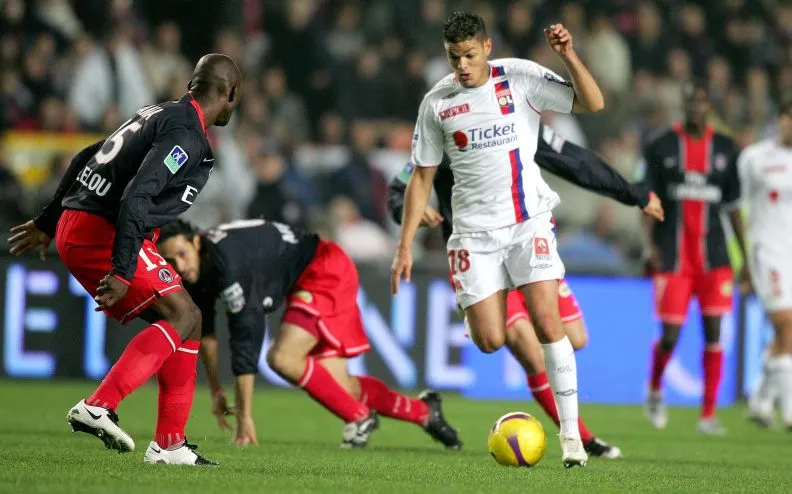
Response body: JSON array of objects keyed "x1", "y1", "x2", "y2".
[
  {"x1": 326, "y1": 4, "x2": 365, "y2": 64},
  {"x1": 246, "y1": 139, "x2": 309, "y2": 229},
  {"x1": 262, "y1": 67, "x2": 310, "y2": 145},
  {"x1": 0, "y1": 145, "x2": 29, "y2": 235},
  {"x1": 502, "y1": 2, "x2": 539, "y2": 58},
  {"x1": 584, "y1": 12, "x2": 631, "y2": 99},
  {"x1": 141, "y1": 22, "x2": 190, "y2": 101},
  {"x1": 676, "y1": 4, "x2": 714, "y2": 78},
  {"x1": 329, "y1": 195, "x2": 393, "y2": 263},
  {"x1": 630, "y1": 1, "x2": 668, "y2": 75},
  {"x1": 69, "y1": 32, "x2": 153, "y2": 129}
]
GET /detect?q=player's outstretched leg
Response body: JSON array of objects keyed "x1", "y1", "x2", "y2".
[
  {"x1": 506, "y1": 318, "x2": 621, "y2": 459},
  {"x1": 521, "y1": 280, "x2": 587, "y2": 468},
  {"x1": 267, "y1": 324, "x2": 377, "y2": 448},
  {"x1": 320, "y1": 358, "x2": 463, "y2": 449}
]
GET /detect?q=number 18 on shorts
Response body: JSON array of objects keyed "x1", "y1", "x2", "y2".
[{"x1": 448, "y1": 212, "x2": 565, "y2": 309}]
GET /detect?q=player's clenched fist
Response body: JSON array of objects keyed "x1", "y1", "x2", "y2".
[
  {"x1": 94, "y1": 273, "x2": 130, "y2": 311},
  {"x1": 391, "y1": 246, "x2": 413, "y2": 295},
  {"x1": 544, "y1": 24, "x2": 574, "y2": 56}
]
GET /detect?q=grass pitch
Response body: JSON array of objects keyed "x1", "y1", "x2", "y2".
[{"x1": 0, "y1": 380, "x2": 788, "y2": 493}]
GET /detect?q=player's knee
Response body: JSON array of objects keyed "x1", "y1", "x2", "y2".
[
  {"x1": 473, "y1": 331, "x2": 505, "y2": 353},
  {"x1": 266, "y1": 346, "x2": 302, "y2": 381},
  {"x1": 566, "y1": 326, "x2": 588, "y2": 350},
  {"x1": 530, "y1": 314, "x2": 564, "y2": 344}
]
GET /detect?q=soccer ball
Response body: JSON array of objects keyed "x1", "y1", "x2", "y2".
[{"x1": 487, "y1": 412, "x2": 547, "y2": 467}]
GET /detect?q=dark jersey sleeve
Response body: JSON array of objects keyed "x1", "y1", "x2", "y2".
[
  {"x1": 639, "y1": 138, "x2": 664, "y2": 193},
  {"x1": 112, "y1": 127, "x2": 206, "y2": 281},
  {"x1": 215, "y1": 267, "x2": 266, "y2": 376},
  {"x1": 33, "y1": 139, "x2": 105, "y2": 238},
  {"x1": 721, "y1": 140, "x2": 741, "y2": 208},
  {"x1": 535, "y1": 126, "x2": 650, "y2": 208},
  {"x1": 387, "y1": 162, "x2": 413, "y2": 224}
]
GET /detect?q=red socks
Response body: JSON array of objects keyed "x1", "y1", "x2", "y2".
[
  {"x1": 358, "y1": 376, "x2": 429, "y2": 426},
  {"x1": 299, "y1": 357, "x2": 369, "y2": 423},
  {"x1": 702, "y1": 347, "x2": 723, "y2": 419},
  {"x1": 528, "y1": 372, "x2": 593, "y2": 442},
  {"x1": 650, "y1": 340, "x2": 673, "y2": 392},
  {"x1": 87, "y1": 321, "x2": 181, "y2": 410},
  {"x1": 155, "y1": 339, "x2": 200, "y2": 449}
]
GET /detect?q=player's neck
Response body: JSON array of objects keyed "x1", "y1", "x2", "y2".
[
  {"x1": 683, "y1": 122, "x2": 706, "y2": 138},
  {"x1": 188, "y1": 91, "x2": 216, "y2": 128}
]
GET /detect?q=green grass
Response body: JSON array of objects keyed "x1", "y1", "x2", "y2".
[{"x1": 0, "y1": 380, "x2": 789, "y2": 493}]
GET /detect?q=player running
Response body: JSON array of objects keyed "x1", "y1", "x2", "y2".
[
  {"x1": 391, "y1": 11, "x2": 605, "y2": 467},
  {"x1": 639, "y1": 81, "x2": 748, "y2": 434},
  {"x1": 389, "y1": 124, "x2": 664, "y2": 460},
  {"x1": 739, "y1": 100, "x2": 792, "y2": 430},
  {"x1": 8, "y1": 54, "x2": 242, "y2": 465},
  {"x1": 156, "y1": 219, "x2": 462, "y2": 450}
]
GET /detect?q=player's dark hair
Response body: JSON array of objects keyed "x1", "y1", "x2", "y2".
[
  {"x1": 442, "y1": 11, "x2": 488, "y2": 43},
  {"x1": 158, "y1": 219, "x2": 199, "y2": 244}
]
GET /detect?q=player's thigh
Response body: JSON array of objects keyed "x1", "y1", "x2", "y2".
[
  {"x1": 558, "y1": 279, "x2": 587, "y2": 349},
  {"x1": 520, "y1": 279, "x2": 564, "y2": 343},
  {"x1": 465, "y1": 290, "x2": 508, "y2": 353},
  {"x1": 654, "y1": 272, "x2": 694, "y2": 325},
  {"x1": 696, "y1": 267, "x2": 734, "y2": 318},
  {"x1": 447, "y1": 231, "x2": 509, "y2": 311},
  {"x1": 319, "y1": 357, "x2": 361, "y2": 398},
  {"x1": 504, "y1": 212, "x2": 565, "y2": 294},
  {"x1": 505, "y1": 316, "x2": 544, "y2": 375}
]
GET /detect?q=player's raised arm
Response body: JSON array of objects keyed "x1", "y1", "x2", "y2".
[
  {"x1": 534, "y1": 125, "x2": 664, "y2": 221},
  {"x1": 543, "y1": 24, "x2": 604, "y2": 113},
  {"x1": 111, "y1": 130, "x2": 203, "y2": 283}
]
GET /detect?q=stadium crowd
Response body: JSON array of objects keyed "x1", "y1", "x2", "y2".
[{"x1": 1, "y1": 0, "x2": 789, "y2": 272}]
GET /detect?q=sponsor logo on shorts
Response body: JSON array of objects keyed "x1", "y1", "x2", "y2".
[
  {"x1": 534, "y1": 237, "x2": 551, "y2": 262},
  {"x1": 294, "y1": 290, "x2": 314, "y2": 304},
  {"x1": 262, "y1": 297, "x2": 273, "y2": 308},
  {"x1": 558, "y1": 280, "x2": 572, "y2": 297},
  {"x1": 714, "y1": 153, "x2": 727, "y2": 171},
  {"x1": 720, "y1": 280, "x2": 733, "y2": 297},
  {"x1": 158, "y1": 268, "x2": 173, "y2": 284}
]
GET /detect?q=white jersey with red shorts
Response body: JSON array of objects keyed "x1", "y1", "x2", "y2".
[
  {"x1": 281, "y1": 241, "x2": 371, "y2": 359},
  {"x1": 56, "y1": 209, "x2": 182, "y2": 324}
]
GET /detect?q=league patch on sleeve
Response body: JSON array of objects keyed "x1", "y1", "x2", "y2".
[
  {"x1": 164, "y1": 145, "x2": 189, "y2": 174},
  {"x1": 543, "y1": 71, "x2": 572, "y2": 87},
  {"x1": 221, "y1": 282, "x2": 246, "y2": 313},
  {"x1": 397, "y1": 162, "x2": 415, "y2": 183}
]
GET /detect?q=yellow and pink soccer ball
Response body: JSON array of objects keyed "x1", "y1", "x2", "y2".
[{"x1": 487, "y1": 412, "x2": 547, "y2": 467}]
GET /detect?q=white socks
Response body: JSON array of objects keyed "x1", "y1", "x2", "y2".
[
  {"x1": 769, "y1": 354, "x2": 792, "y2": 425},
  {"x1": 542, "y1": 336, "x2": 579, "y2": 437}
]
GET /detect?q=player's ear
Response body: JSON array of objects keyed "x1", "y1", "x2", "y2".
[
  {"x1": 192, "y1": 234, "x2": 201, "y2": 252},
  {"x1": 228, "y1": 85, "x2": 237, "y2": 104},
  {"x1": 484, "y1": 37, "x2": 492, "y2": 57}
]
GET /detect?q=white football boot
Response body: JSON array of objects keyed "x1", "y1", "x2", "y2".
[
  {"x1": 697, "y1": 417, "x2": 727, "y2": 435},
  {"x1": 67, "y1": 399, "x2": 135, "y2": 453},
  {"x1": 644, "y1": 389, "x2": 668, "y2": 429},
  {"x1": 144, "y1": 440, "x2": 219, "y2": 466},
  {"x1": 560, "y1": 434, "x2": 588, "y2": 468}
]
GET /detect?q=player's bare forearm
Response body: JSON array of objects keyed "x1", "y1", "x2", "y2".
[
  {"x1": 560, "y1": 52, "x2": 604, "y2": 113},
  {"x1": 234, "y1": 373, "x2": 255, "y2": 418},
  {"x1": 398, "y1": 166, "x2": 437, "y2": 249},
  {"x1": 200, "y1": 334, "x2": 223, "y2": 394}
]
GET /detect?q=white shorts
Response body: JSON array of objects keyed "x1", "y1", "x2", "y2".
[
  {"x1": 447, "y1": 211, "x2": 565, "y2": 309},
  {"x1": 751, "y1": 247, "x2": 792, "y2": 312}
]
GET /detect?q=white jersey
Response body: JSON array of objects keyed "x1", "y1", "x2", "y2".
[
  {"x1": 738, "y1": 139, "x2": 792, "y2": 253},
  {"x1": 411, "y1": 58, "x2": 574, "y2": 233}
]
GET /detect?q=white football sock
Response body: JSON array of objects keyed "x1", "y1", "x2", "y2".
[
  {"x1": 542, "y1": 336, "x2": 579, "y2": 437},
  {"x1": 771, "y1": 354, "x2": 792, "y2": 425},
  {"x1": 750, "y1": 351, "x2": 777, "y2": 413}
]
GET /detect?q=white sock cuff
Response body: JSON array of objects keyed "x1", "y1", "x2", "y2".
[{"x1": 541, "y1": 336, "x2": 574, "y2": 361}]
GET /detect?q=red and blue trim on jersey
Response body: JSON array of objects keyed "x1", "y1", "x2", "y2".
[
  {"x1": 491, "y1": 65, "x2": 505, "y2": 77},
  {"x1": 494, "y1": 80, "x2": 515, "y2": 115},
  {"x1": 509, "y1": 148, "x2": 529, "y2": 222}
]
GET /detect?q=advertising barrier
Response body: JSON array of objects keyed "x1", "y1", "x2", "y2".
[{"x1": 0, "y1": 257, "x2": 762, "y2": 405}]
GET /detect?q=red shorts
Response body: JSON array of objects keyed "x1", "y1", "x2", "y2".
[
  {"x1": 281, "y1": 241, "x2": 370, "y2": 359},
  {"x1": 505, "y1": 279, "x2": 583, "y2": 327},
  {"x1": 55, "y1": 209, "x2": 182, "y2": 324},
  {"x1": 653, "y1": 267, "x2": 734, "y2": 324}
]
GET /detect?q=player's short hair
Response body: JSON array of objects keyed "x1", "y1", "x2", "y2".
[
  {"x1": 442, "y1": 11, "x2": 488, "y2": 43},
  {"x1": 158, "y1": 219, "x2": 199, "y2": 244}
]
